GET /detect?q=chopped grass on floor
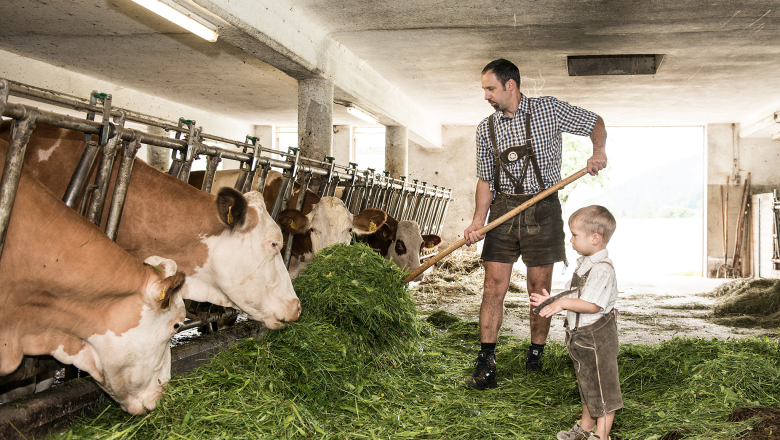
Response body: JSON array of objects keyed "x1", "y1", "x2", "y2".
[{"x1": 58, "y1": 245, "x2": 780, "y2": 439}]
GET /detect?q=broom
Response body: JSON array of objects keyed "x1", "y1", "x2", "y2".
[{"x1": 404, "y1": 168, "x2": 589, "y2": 282}]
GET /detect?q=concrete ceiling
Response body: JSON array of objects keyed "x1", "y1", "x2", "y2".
[{"x1": 1, "y1": 0, "x2": 779, "y2": 138}]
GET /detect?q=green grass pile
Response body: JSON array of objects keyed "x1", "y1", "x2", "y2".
[
  {"x1": 292, "y1": 242, "x2": 421, "y2": 349},
  {"x1": 712, "y1": 278, "x2": 780, "y2": 328},
  {"x1": 58, "y1": 246, "x2": 780, "y2": 439}
]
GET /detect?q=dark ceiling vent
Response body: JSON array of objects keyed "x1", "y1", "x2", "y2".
[{"x1": 567, "y1": 54, "x2": 665, "y2": 76}]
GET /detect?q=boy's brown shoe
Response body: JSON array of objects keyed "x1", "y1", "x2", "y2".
[{"x1": 556, "y1": 423, "x2": 590, "y2": 440}]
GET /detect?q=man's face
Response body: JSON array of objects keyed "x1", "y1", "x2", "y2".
[{"x1": 482, "y1": 71, "x2": 512, "y2": 112}]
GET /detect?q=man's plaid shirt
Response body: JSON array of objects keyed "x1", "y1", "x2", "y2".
[{"x1": 476, "y1": 94, "x2": 598, "y2": 194}]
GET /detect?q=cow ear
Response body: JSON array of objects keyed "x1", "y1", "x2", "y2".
[
  {"x1": 421, "y1": 234, "x2": 443, "y2": 249},
  {"x1": 277, "y1": 209, "x2": 310, "y2": 235},
  {"x1": 216, "y1": 187, "x2": 248, "y2": 229},
  {"x1": 152, "y1": 271, "x2": 186, "y2": 310},
  {"x1": 352, "y1": 208, "x2": 388, "y2": 235},
  {"x1": 143, "y1": 256, "x2": 178, "y2": 277}
]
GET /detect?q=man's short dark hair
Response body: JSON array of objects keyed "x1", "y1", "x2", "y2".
[{"x1": 482, "y1": 59, "x2": 521, "y2": 89}]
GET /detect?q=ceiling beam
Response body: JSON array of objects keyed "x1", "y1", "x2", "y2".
[{"x1": 191, "y1": 0, "x2": 442, "y2": 148}]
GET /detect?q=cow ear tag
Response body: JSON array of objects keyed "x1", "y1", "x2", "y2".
[
  {"x1": 227, "y1": 206, "x2": 233, "y2": 225},
  {"x1": 368, "y1": 221, "x2": 377, "y2": 232},
  {"x1": 290, "y1": 219, "x2": 297, "y2": 230},
  {"x1": 156, "y1": 285, "x2": 167, "y2": 302}
]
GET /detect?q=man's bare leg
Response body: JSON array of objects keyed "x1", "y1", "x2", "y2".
[
  {"x1": 527, "y1": 264, "x2": 554, "y2": 344},
  {"x1": 479, "y1": 261, "x2": 514, "y2": 343}
]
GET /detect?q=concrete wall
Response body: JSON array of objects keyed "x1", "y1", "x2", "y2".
[
  {"x1": 408, "y1": 125, "x2": 477, "y2": 247},
  {"x1": 705, "y1": 123, "x2": 780, "y2": 277}
]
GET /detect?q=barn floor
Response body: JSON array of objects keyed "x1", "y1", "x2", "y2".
[{"x1": 411, "y1": 252, "x2": 777, "y2": 345}]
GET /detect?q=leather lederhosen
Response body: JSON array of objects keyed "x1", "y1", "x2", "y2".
[{"x1": 487, "y1": 112, "x2": 545, "y2": 195}]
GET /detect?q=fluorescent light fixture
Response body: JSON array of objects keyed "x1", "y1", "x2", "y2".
[
  {"x1": 346, "y1": 104, "x2": 379, "y2": 124},
  {"x1": 132, "y1": 0, "x2": 219, "y2": 42}
]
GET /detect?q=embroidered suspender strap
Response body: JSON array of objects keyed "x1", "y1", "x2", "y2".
[
  {"x1": 488, "y1": 114, "x2": 523, "y2": 193},
  {"x1": 573, "y1": 261, "x2": 614, "y2": 330},
  {"x1": 524, "y1": 113, "x2": 546, "y2": 191}
]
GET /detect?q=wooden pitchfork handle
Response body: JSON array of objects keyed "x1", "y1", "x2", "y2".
[{"x1": 403, "y1": 168, "x2": 589, "y2": 283}]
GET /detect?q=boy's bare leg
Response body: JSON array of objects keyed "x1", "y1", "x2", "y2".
[
  {"x1": 580, "y1": 405, "x2": 614, "y2": 439},
  {"x1": 594, "y1": 412, "x2": 614, "y2": 439},
  {"x1": 479, "y1": 261, "x2": 514, "y2": 343},
  {"x1": 527, "y1": 264, "x2": 554, "y2": 344}
]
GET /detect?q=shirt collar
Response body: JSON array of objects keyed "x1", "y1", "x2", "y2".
[
  {"x1": 576, "y1": 248, "x2": 609, "y2": 266},
  {"x1": 495, "y1": 94, "x2": 529, "y2": 121}
]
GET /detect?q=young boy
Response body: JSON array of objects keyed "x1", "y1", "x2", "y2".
[{"x1": 529, "y1": 205, "x2": 622, "y2": 440}]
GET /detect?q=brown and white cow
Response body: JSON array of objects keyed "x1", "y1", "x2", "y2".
[
  {"x1": 262, "y1": 173, "x2": 387, "y2": 278},
  {"x1": 360, "y1": 216, "x2": 442, "y2": 281},
  {"x1": 0, "y1": 123, "x2": 300, "y2": 329},
  {"x1": 0, "y1": 152, "x2": 186, "y2": 415}
]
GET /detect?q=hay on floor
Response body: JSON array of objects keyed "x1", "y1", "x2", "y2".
[{"x1": 711, "y1": 278, "x2": 780, "y2": 328}]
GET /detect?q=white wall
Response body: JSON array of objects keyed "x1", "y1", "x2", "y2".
[{"x1": 408, "y1": 125, "x2": 477, "y2": 246}]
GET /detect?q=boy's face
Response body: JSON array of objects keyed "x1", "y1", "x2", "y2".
[{"x1": 569, "y1": 224, "x2": 601, "y2": 256}]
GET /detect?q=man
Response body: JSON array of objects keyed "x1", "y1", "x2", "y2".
[{"x1": 464, "y1": 59, "x2": 607, "y2": 390}]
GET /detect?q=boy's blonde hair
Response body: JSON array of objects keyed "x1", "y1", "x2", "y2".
[{"x1": 568, "y1": 205, "x2": 617, "y2": 244}]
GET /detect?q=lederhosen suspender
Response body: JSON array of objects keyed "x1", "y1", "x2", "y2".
[
  {"x1": 488, "y1": 112, "x2": 546, "y2": 194},
  {"x1": 564, "y1": 261, "x2": 615, "y2": 331}
]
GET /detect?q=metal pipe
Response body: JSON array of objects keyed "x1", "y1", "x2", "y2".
[
  {"x1": 420, "y1": 186, "x2": 437, "y2": 233},
  {"x1": 201, "y1": 153, "x2": 222, "y2": 193},
  {"x1": 85, "y1": 113, "x2": 124, "y2": 227},
  {"x1": 283, "y1": 171, "x2": 312, "y2": 267},
  {"x1": 270, "y1": 149, "x2": 300, "y2": 220},
  {"x1": 255, "y1": 162, "x2": 271, "y2": 194},
  {"x1": 0, "y1": 111, "x2": 37, "y2": 259},
  {"x1": 435, "y1": 190, "x2": 452, "y2": 235},
  {"x1": 105, "y1": 135, "x2": 142, "y2": 241},
  {"x1": 80, "y1": 185, "x2": 98, "y2": 216},
  {"x1": 62, "y1": 141, "x2": 100, "y2": 209}
]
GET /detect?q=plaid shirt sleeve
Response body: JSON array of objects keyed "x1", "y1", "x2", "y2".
[
  {"x1": 552, "y1": 97, "x2": 598, "y2": 137},
  {"x1": 475, "y1": 117, "x2": 495, "y2": 187}
]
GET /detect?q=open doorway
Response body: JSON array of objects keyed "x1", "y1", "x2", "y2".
[{"x1": 563, "y1": 126, "x2": 705, "y2": 278}]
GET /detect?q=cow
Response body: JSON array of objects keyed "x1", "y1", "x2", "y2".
[
  {"x1": 0, "y1": 151, "x2": 186, "y2": 415},
  {"x1": 261, "y1": 172, "x2": 388, "y2": 278},
  {"x1": 188, "y1": 169, "x2": 251, "y2": 193},
  {"x1": 360, "y1": 215, "x2": 442, "y2": 281},
  {"x1": 0, "y1": 123, "x2": 301, "y2": 330}
]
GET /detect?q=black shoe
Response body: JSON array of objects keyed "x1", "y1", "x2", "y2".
[
  {"x1": 526, "y1": 347, "x2": 543, "y2": 373},
  {"x1": 465, "y1": 350, "x2": 497, "y2": 390}
]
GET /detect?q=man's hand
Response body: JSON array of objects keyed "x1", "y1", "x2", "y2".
[
  {"x1": 529, "y1": 289, "x2": 563, "y2": 318},
  {"x1": 463, "y1": 222, "x2": 485, "y2": 246},
  {"x1": 586, "y1": 151, "x2": 607, "y2": 176}
]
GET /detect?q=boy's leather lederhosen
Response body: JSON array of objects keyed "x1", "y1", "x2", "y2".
[{"x1": 563, "y1": 261, "x2": 623, "y2": 418}]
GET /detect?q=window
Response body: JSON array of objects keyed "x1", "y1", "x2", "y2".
[{"x1": 353, "y1": 126, "x2": 386, "y2": 173}]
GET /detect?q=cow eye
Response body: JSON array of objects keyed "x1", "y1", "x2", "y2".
[
  {"x1": 348, "y1": 228, "x2": 353, "y2": 233},
  {"x1": 309, "y1": 227, "x2": 315, "y2": 234},
  {"x1": 174, "y1": 323, "x2": 181, "y2": 330}
]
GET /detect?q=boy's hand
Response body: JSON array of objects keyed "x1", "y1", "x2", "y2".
[
  {"x1": 529, "y1": 288, "x2": 551, "y2": 307},
  {"x1": 529, "y1": 289, "x2": 564, "y2": 318}
]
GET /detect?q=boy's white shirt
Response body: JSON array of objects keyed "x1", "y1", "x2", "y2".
[{"x1": 563, "y1": 248, "x2": 619, "y2": 329}]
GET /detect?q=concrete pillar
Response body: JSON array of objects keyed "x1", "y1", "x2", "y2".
[
  {"x1": 385, "y1": 126, "x2": 408, "y2": 179},
  {"x1": 332, "y1": 125, "x2": 352, "y2": 165},
  {"x1": 145, "y1": 125, "x2": 170, "y2": 172},
  {"x1": 298, "y1": 78, "x2": 333, "y2": 160}
]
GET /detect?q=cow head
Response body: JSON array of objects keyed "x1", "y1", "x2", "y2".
[
  {"x1": 386, "y1": 221, "x2": 442, "y2": 281},
  {"x1": 60, "y1": 258, "x2": 187, "y2": 415},
  {"x1": 279, "y1": 196, "x2": 387, "y2": 254},
  {"x1": 190, "y1": 188, "x2": 301, "y2": 329}
]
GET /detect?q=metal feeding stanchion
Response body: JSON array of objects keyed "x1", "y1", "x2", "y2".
[{"x1": 403, "y1": 168, "x2": 589, "y2": 283}]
